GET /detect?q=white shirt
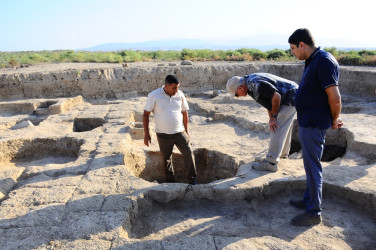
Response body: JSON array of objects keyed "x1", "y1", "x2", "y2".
[{"x1": 144, "y1": 86, "x2": 189, "y2": 134}]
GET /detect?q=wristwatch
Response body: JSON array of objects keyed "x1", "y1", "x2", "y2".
[{"x1": 271, "y1": 113, "x2": 278, "y2": 118}]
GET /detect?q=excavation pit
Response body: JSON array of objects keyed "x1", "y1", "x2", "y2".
[
  {"x1": 290, "y1": 126, "x2": 348, "y2": 162},
  {"x1": 128, "y1": 190, "x2": 376, "y2": 248},
  {"x1": 73, "y1": 117, "x2": 105, "y2": 132},
  {"x1": 0, "y1": 100, "x2": 58, "y2": 115},
  {"x1": 129, "y1": 122, "x2": 144, "y2": 139},
  {"x1": 37, "y1": 100, "x2": 58, "y2": 108},
  {"x1": 124, "y1": 148, "x2": 239, "y2": 184},
  {"x1": 0, "y1": 137, "x2": 83, "y2": 164}
]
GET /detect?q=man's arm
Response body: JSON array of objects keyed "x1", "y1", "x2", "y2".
[
  {"x1": 182, "y1": 110, "x2": 190, "y2": 136},
  {"x1": 143, "y1": 110, "x2": 152, "y2": 146},
  {"x1": 325, "y1": 85, "x2": 343, "y2": 129},
  {"x1": 268, "y1": 92, "x2": 281, "y2": 132}
]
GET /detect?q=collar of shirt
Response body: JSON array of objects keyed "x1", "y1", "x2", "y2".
[
  {"x1": 305, "y1": 46, "x2": 321, "y2": 67},
  {"x1": 160, "y1": 86, "x2": 176, "y2": 98}
]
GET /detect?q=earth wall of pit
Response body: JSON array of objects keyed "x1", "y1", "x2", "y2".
[{"x1": 0, "y1": 62, "x2": 375, "y2": 100}]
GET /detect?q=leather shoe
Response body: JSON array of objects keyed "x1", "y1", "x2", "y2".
[{"x1": 291, "y1": 212, "x2": 321, "y2": 226}]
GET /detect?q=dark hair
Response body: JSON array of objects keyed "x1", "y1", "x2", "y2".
[
  {"x1": 165, "y1": 75, "x2": 179, "y2": 85},
  {"x1": 288, "y1": 28, "x2": 315, "y2": 47}
]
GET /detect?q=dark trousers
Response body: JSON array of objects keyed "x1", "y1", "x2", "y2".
[
  {"x1": 299, "y1": 127, "x2": 327, "y2": 216},
  {"x1": 156, "y1": 131, "x2": 197, "y2": 182}
]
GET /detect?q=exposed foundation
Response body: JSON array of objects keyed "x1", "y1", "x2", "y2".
[
  {"x1": 124, "y1": 148, "x2": 239, "y2": 184},
  {"x1": 0, "y1": 63, "x2": 375, "y2": 249}
]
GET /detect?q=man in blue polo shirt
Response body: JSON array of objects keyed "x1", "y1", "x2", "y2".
[{"x1": 288, "y1": 28, "x2": 343, "y2": 226}]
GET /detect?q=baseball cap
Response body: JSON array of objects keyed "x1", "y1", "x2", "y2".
[{"x1": 226, "y1": 76, "x2": 242, "y2": 98}]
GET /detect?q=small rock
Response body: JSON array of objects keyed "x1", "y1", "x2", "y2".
[
  {"x1": 289, "y1": 152, "x2": 302, "y2": 159},
  {"x1": 169, "y1": 63, "x2": 176, "y2": 66},
  {"x1": 11, "y1": 120, "x2": 34, "y2": 130},
  {"x1": 158, "y1": 64, "x2": 165, "y2": 66},
  {"x1": 181, "y1": 60, "x2": 193, "y2": 65},
  {"x1": 122, "y1": 63, "x2": 128, "y2": 67}
]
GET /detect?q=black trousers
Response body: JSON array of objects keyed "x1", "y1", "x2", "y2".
[{"x1": 156, "y1": 131, "x2": 197, "y2": 182}]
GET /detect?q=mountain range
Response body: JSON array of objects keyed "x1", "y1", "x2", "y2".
[{"x1": 80, "y1": 35, "x2": 375, "y2": 52}]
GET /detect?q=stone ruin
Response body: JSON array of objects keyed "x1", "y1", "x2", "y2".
[{"x1": 0, "y1": 61, "x2": 375, "y2": 249}]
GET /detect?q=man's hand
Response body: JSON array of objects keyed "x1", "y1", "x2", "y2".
[
  {"x1": 269, "y1": 117, "x2": 279, "y2": 132},
  {"x1": 143, "y1": 110, "x2": 152, "y2": 146},
  {"x1": 332, "y1": 117, "x2": 343, "y2": 130},
  {"x1": 326, "y1": 86, "x2": 342, "y2": 130},
  {"x1": 269, "y1": 92, "x2": 281, "y2": 133},
  {"x1": 144, "y1": 133, "x2": 151, "y2": 147}
]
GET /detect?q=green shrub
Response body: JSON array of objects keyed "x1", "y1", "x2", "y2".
[
  {"x1": 365, "y1": 55, "x2": 376, "y2": 66},
  {"x1": 30, "y1": 53, "x2": 46, "y2": 63},
  {"x1": 337, "y1": 54, "x2": 364, "y2": 66},
  {"x1": 1, "y1": 47, "x2": 376, "y2": 68},
  {"x1": 8, "y1": 57, "x2": 20, "y2": 68},
  {"x1": 324, "y1": 47, "x2": 339, "y2": 56},
  {"x1": 181, "y1": 49, "x2": 197, "y2": 60},
  {"x1": 71, "y1": 53, "x2": 81, "y2": 62},
  {"x1": 195, "y1": 49, "x2": 215, "y2": 60},
  {"x1": 267, "y1": 49, "x2": 287, "y2": 60},
  {"x1": 120, "y1": 50, "x2": 142, "y2": 62},
  {"x1": 250, "y1": 50, "x2": 268, "y2": 60},
  {"x1": 358, "y1": 50, "x2": 376, "y2": 56}
]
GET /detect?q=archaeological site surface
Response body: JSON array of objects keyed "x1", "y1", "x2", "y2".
[{"x1": 0, "y1": 61, "x2": 375, "y2": 249}]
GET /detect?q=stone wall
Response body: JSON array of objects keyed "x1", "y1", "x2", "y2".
[{"x1": 0, "y1": 62, "x2": 375, "y2": 100}]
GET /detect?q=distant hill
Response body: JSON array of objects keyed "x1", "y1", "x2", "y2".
[
  {"x1": 80, "y1": 37, "x2": 290, "y2": 52},
  {"x1": 80, "y1": 37, "x2": 376, "y2": 52}
]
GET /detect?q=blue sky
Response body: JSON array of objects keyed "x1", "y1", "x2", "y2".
[{"x1": 1, "y1": 0, "x2": 375, "y2": 51}]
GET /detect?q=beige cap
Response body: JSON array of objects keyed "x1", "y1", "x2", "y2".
[{"x1": 226, "y1": 76, "x2": 242, "y2": 98}]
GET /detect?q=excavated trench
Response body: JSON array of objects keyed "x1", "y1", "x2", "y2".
[
  {"x1": 0, "y1": 65, "x2": 375, "y2": 249},
  {"x1": 123, "y1": 97, "x2": 376, "y2": 246},
  {"x1": 0, "y1": 100, "x2": 59, "y2": 129},
  {"x1": 73, "y1": 117, "x2": 106, "y2": 132},
  {"x1": 0, "y1": 137, "x2": 83, "y2": 162},
  {"x1": 0, "y1": 100, "x2": 57, "y2": 115},
  {"x1": 127, "y1": 187, "x2": 376, "y2": 247},
  {"x1": 289, "y1": 121, "x2": 348, "y2": 162},
  {"x1": 124, "y1": 148, "x2": 239, "y2": 184},
  {"x1": 0, "y1": 137, "x2": 84, "y2": 199}
]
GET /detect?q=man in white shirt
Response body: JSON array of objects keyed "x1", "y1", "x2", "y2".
[{"x1": 143, "y1": 75, "x2": 197, "y2": 184}]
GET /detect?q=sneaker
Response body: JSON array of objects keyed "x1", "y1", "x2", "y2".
[
  {"x1": 252, "y1": 160, "x2": 278, "y2": 172},
  {"x1": 254, "y1": 156, "x2": 264, "y2": 162},
  {"x1": 291, "y1": 212, "x2": 321, "y2": 226},
  {"x1": 290, "y1": 199, "x2": 306, "y2": 209}
]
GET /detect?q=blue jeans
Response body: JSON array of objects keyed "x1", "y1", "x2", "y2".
[{"x1": 299, "y1": 127, "x2": 326, "y2": 216}]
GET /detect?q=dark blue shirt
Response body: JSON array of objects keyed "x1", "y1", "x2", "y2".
[
  {"x1": 243, "y1": 73, "x2": 298, "y2": 111},
  {"x1": 294, "y1": 47, "x2": 340, "y2": 129}
]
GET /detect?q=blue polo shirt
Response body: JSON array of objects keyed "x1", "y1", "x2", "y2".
[{"x1": 294, "y1": 47, "x2": 340, "y2": 129}]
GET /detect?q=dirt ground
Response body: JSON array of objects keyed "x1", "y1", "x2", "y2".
[{"x1": 0, "y1": 63, "x2": 375, "y2": 249}]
